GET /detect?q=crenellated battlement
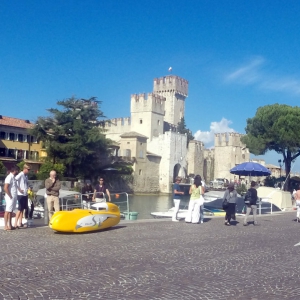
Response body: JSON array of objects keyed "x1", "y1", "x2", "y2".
[
  {"x1": 214, "y1": 132, "x2": 246, "y2": 147},
  {"x1": 153, "y1": 75, "x2": 188, "y2": 96},
  {"x1": 103, "y1": 117, "x2": 131, "y2": 128},
  {"x1": 131, "y1": 93, "x2": 165, "y2": 115}
]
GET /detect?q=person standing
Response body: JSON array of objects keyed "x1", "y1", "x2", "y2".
[
  {"x1": 185, "y1": 175, "x2": 204, "y2": 224},
  {"x1": 14, "y1": 164, "x2": 30, "y2": 228},
  {"x1": 93, "y1": 178, "x2": 111, "y2": 203},
  {"x1": 223, "y1": 183, "x2": 238, "y2": 226},
  {"x1": 45, "y1": 170, "x2": 61, "y2": 221},
  {"x1": 243, "y1": 181, "x2": 259, "y2": 226},
  {"x1": 3, "y1": 166, "x2": 19, "y2": 231},
  {"x1": 172, "y1": 176, "x2": 184, "y2": 222}
]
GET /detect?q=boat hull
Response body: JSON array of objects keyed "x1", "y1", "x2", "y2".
[{"x1": 49, "y1": 203, "x2": 120, "y2": 233}]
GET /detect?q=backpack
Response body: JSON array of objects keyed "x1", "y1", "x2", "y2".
[{"x1": 244, "y1": 190, "x2": 252, "y2": 205}]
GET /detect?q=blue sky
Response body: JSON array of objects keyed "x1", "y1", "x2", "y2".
[{"x1": 1, "y1": 0, "x2": 300, "y2": 171}]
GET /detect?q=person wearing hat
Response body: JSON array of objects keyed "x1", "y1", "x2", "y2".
[
  {"x1": 222, "y1": 183, "x2": 238, "y2": 226},
  {"x1": 14, "y1": 164, "x2": 31, "y2": 228}
]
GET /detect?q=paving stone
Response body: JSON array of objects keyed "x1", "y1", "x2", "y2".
[{"x1": 0, "y1": 213, "x2": 300, "y2": 299}]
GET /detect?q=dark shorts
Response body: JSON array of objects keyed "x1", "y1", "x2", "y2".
[{"x1": 18, "y1": 195, "x2": 28, "y2": 211}]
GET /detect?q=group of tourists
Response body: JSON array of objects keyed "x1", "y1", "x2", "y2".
[
  {"x1": 222, "y1": 181, "x2": 258, "y2": 226},
  {"x1": 3, "y1": 164, "x2": 35, "y2": 231},
  {"x1": 172, "y1": 175, "x2": 271, "y2": 226},
  {"x1": 2, "y1": 165, "x2": 112, "y2": 230}
]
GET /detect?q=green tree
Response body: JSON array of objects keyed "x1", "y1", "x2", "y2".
[
  {"x1": 30, "y1": 97, "x2": 111, "y2": 179},
  {"x1": 177, "y1": 117, "x2": 194, "y2": 147},
  {"x1": 241, "y1": 104, "x2": 300, "y2": 190},
  {"x1": 36, "y1": 161, "x2": 66, "y2": 180}
]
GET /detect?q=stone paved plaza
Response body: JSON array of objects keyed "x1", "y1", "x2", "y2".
[{"x1": 0, "y1": 212, "x2": 300, "y2": 300}]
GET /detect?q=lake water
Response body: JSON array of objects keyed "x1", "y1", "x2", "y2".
[{"x1": 112, "y1": 193, "x2": 191, "y2": 220}]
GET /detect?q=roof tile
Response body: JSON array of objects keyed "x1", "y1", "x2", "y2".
[{"x1": 0, "y1": 116, "x2": 33, "y2": 129}]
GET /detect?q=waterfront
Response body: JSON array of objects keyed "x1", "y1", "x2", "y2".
[{"x1": 112, "y1": 193, "x2": 191, "y2": 219}]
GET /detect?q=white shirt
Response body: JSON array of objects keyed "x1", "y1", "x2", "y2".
[
  {"x1": 15, "y1": 171, "x2": 28, "y2": 196},
  {"x1": 4, "y1": 172, "x2": 18, "y2": 200}
]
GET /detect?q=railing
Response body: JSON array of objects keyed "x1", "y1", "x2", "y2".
[{"x1": 80, "y1": 192, "x2": 129, "y2": 214}]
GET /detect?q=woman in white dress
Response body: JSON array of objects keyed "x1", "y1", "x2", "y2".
[{"x1": 185, "y1": 175, "x2": 204, "y2": 224}]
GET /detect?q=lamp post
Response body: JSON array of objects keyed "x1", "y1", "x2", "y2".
[{"x1": 278, "y1": 159, "x2": 283, "y2": 178}]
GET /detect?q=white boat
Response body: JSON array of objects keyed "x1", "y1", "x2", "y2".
[
  {"x1": 150, "y1": 191, "x2": 227, "y2": 219},
  {"x1": 150, "y1": 208, "x2": 189, "y2": 219},
  {"x1": 150, "y1": 206, "x2": 217, "y2": 219}
]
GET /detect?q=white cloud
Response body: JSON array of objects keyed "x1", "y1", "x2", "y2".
[
  {"x1": 226, "y1": 57, "x2": 264, "y2": 84},
  {"x1": 194, "y1": 118, "x2": 235, "y2": 146},
  {"x1": 225, "y1": 57, "x2": 300, "y2": 96}
]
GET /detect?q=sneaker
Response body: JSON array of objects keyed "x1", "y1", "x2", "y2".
[
  {"x1": 226, "y1": 222, "x2": 231, "y2": 226},
  {"x1": 224, "y1": 221, "x2": 227, "y2": 225},
  {"x1": 200, "y1": 220, "x2": 204, "y2": 224},
  {"x1": 172, "y1": 219, "x2": 179, "y2": 222}
]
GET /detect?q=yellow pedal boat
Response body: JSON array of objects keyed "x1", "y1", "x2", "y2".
[{"x1": 49, "y1": 202, "x2": 121, "y2": 233}]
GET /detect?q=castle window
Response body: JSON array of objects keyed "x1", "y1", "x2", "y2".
[
  {"x1": 157, "y1": 120, "x2": 160, "y2": 125},
  {"x1": 121, "y1": 119, "x2": 124, "y2": 125},
  {"x1": 139, "y1": 150, "x2": 143, "y2": 158},
  {"x1": 127, "y1": 142, "x2": 130, "y2": 144},
  {"x1": 139, "y1": 169, "x2": 142, "y2": 175},
  {"x1": 140, "y1": 143, "x2": 142, "y2": 146},
  {"x1": 140, "y1": 119, "x2": 143, "y2": 124}
]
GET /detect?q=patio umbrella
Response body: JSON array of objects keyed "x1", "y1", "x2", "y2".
[{"x1": 230, "y1": 162, "x2": 271, "y2": 177}]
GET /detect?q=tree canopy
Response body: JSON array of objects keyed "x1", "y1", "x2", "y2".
[
  {"x1": 30, "y1": 97, "x2": 111, "y2": 179},
  {"x1": 241, "y1": 103, "x2": 300, "y2": 190},
  {"x1": 177, "y1": 117, "x2": 194, "y2": 147}
]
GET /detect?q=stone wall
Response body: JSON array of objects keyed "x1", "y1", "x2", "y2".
[
  {"x1": 132, "y1": 155, "x2": 161, "y2": 193},
  {"x1": 214, "y1": 133, "x2": 249, "y2": 180},
  {"x1": 187, "y1": 140, "x2": 204, "y2": 177},
  {"x1": 148, "y1": 131, "x2": 187, "y2": 193}
]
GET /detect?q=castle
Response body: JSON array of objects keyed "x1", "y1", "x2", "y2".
[{"x1": 103, "y1": 75, "x2": 249, "y2": 193}]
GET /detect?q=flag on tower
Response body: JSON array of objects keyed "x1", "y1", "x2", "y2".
[{"x1": 168, "y1": 67, "x2": 172, "y2": 72}]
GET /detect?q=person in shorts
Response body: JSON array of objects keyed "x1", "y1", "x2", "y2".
[
  {"x1": 3, "y1": 166, "x2": 19, "y2": 231},
  {"x1": 92, "y1": 178, "x2": 111, "y2": 203},
  {"x1": 14, "y1": 164, "x2": 30, "y2": 228}
]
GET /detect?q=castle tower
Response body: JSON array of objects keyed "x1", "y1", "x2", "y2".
[
  {"x1": 214, "y1": 132, "x2": 249, "y2": 180},
  {"x1": 130, "y1": 93, "x2": 165, "y2": 140},
  {"x1": 153, "y1": 75, "x2": 188, "y2": 126}
]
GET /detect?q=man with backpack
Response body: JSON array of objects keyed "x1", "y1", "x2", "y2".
[{"x1": 243, "y1": 181, "x2": 258, "y2": 226}]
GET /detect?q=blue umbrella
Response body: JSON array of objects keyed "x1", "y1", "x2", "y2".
[{"x1": 230, "y1": 162, "x2": 271, "y2": 177}]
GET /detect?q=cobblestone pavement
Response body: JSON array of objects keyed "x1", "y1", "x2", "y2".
[{"x1": 0, "y1": 212, "x2": 300, "y2": 300}]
